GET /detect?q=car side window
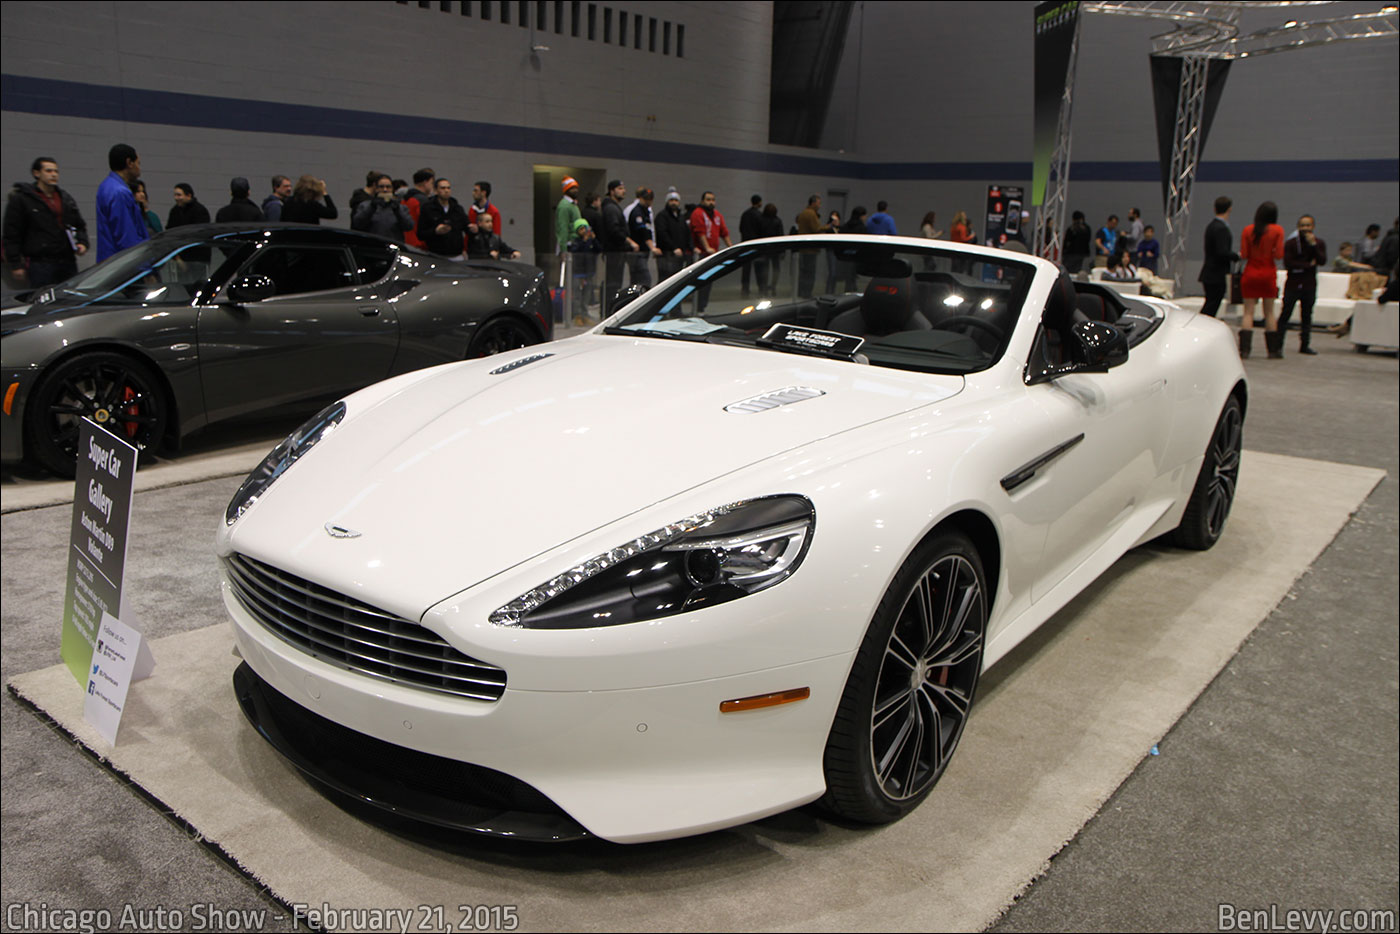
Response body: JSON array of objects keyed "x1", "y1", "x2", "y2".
[
  {"x1": 350, "y1": 245, "x2": 394, "y2": 285},
  {"x1": 243, "y1": 246, "x2": 356, "y2": 297}
]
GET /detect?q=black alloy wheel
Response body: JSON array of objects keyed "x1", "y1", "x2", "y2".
[
  {"x1": 27, "y1": 352, "x2": 168, "y2": 478},
  {"x1": 821, "y1": 529, "x2": 987, "y2": 823},
  {"x1": 468, "y1": 315, "x2": 538, "y2": 358},
  {"x1": 1170, "y1": 395, "x2": 1243, "y2": 550}
]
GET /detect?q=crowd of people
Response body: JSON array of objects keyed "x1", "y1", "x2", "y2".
[{"x1": 5, "y1": 143, "x2": 1398, "y2": 352}]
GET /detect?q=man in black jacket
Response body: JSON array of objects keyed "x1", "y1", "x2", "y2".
[
  {"x1": 599, "y1": 179, "x2": 637, "y2": 313},
  {"x1": 1277, "y1": 214, "x2": 1327, "y2": 356},
  {"x1": 655, "y1": 188, "x2": 692, "y2": 282},
  {"x1": 416, "y1": 178, "x2": 469, "y2": 258},
  {"x1": 3, "y1": 156, "x2": 89, "y2": 287},
  {"x1": 739, "y1": 193, "x2": 765, "y2": 296},
  {"x1": 1198, "y1": 196, "x2": 1237, "y2": 319},
  {"x1": 167, "y1": 183, "x2": 211, "y2": 229},
  {"x1": 215, "y1": 177, "x2": 264, "y2": 223}
]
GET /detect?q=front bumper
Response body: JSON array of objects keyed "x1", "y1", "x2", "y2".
[{"x1": 224, "y1": 578, "x2": 851, "y2": 843}]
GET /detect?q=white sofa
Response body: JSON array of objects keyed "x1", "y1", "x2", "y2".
[{"x1": 1350, "y1": 294, "x2": 1398, "y2": 352}]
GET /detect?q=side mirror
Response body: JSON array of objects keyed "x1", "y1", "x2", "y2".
[
  {"x1": 227, "y1": 275, "x2": 275, "y2": 303},
  {"x1": 1070, "y1": 319, "x2": 1129, "y2": 370},
  {"x1": 1027, "y1": 321, "x2": 1130, "y2": 385}
]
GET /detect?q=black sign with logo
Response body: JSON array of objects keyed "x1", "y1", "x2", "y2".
[
  {"x1": 758, "y1": 324, "x2": 865, "y2": 359},
  {"x1": 61, "y1": 419, "x2": 138, "y2": 685}
]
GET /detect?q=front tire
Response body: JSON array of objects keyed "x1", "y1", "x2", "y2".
[
  {"x1": 27, "y1": 352, "x2": 168, "y2": 478},
  {"x1": 821, "y1": 529, "x2": 988, "y2": 823},
  {"x1": 1170, "y1": 395, "x2": 1243, "y2": 550}
]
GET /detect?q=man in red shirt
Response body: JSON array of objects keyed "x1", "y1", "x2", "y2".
[
  {"x1": 689, "y1": 190, "x2": 732, "y2": 256},
  {"x1": 467, "y1": 181, "x2": 502, "y2": 239}
]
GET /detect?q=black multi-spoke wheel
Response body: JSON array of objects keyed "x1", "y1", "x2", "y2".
[
  {"x1": 27, "y1": 352, "x2": 168, "y2": 478},
  {"x1": 1170, "y1": 395, "x2": 1243, "y2": 550},
  {"x1": 821, "y1": 529, "x2": 987, "y2": 823},
  {"x1": 468, "y1": 315, "x2": 539, "y2": 358}
]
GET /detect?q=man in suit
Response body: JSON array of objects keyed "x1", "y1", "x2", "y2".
[{"x1": 1198, "y1": 196, "x2": 1237, "y2": 318}]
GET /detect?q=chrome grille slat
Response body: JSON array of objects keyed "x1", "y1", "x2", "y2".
[
  {"x1": 224, "y1": 553, "x2": 505, "y2": 701},
  {"x1": 226, "y1": 562, "x2": 462, "y2": 649},
  {"x1": 229, "y1": 556, "x2": 414, "y2": 627},
  {"x1": 225, "y1": 576, "x2": 499, "y2": 679}
]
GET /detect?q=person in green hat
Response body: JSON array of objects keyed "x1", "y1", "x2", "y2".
[{"x1": 566, "y1": 216, "x2": 600, "y2": 326}]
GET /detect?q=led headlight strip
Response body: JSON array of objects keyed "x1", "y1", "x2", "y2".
[{"x1": 489, "y1": 496, "x2": 814, "y2": 628}]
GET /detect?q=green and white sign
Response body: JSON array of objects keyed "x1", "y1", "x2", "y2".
[{"x1": 61, "y1": 419, "x2": 138, "y2": 686}]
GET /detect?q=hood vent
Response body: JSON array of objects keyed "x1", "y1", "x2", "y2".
[
  {"x1": 489, "y1": 352, "x2": 553, "y2": 375},
  {"x1": 724, "y1": 386, "x2": 826, "y2": 414}
]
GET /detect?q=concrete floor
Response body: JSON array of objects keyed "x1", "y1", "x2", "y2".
[{"x1": 2, "y1": 327, "x2": 1396, "y2": 933}]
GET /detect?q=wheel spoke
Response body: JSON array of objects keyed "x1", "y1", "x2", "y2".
[
  {"x1": 886, "y1": 631, "x2": 920, "y2": 671},
  {"x1": 873, "y1": 684, "x2": 914, "y2": 729},
  {"x1": 898, "y1": 700, "x2": 926, "y2": 795},
  {"x1": 875, "y1": 707, "x2": 917, "y2": 787}
]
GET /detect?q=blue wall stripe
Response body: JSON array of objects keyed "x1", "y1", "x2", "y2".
[{"x1": 4, "y1": 74, "x2": 1396, "y2": 184}]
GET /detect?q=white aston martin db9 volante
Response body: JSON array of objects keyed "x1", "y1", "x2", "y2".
[{"x1": 218, "y1": 236, "x2": 1246, "y2": 843}]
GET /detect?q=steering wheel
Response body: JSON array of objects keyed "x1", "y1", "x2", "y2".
[{"x1": 933, "y1": 315, "x2": 1005, "y2": 342}]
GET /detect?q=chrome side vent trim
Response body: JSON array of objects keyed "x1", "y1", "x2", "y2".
[
  {"x1": 490, "y1": 353, "x2": 553, "y2": 375},
  {"x1": 724, "y1": 386, "x2": 826, "y2": 414}
]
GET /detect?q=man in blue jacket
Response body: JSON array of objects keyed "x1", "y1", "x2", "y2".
[{"x1": 95, "y1": 144, "x2": 147, "y2": 261}]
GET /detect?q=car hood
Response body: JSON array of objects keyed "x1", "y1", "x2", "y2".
[{"x1": 227, "y1": 336, "x2": 964, "y2": 619}]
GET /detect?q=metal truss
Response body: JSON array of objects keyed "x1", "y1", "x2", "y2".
[
  {"x1": 1163, "y1": 54, "x2": 1210, "y2": 281},
  {"x1": 1034, "y1": 17, "x2": 1081, "y2": 261},
  {"x1": 1045, "y1": 1, "x2": 1398, "y2": 282}
]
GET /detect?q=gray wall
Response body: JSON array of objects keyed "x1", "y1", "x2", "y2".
[{"x1": 3, "y1": 0, "x2": 1396, "y2": 288}]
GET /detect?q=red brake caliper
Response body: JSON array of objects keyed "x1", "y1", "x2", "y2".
[{"x1": 121, "y1": 386, "x2": 140, "y2": 439}]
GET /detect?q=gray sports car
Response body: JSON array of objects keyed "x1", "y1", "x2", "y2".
[{"x1": 1, "y1": 224, "x2": 551, "y2": 476}]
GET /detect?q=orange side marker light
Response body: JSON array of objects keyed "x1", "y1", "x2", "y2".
[{"x1": 719, "y1": 687, "x2": 810, "y2": 714}]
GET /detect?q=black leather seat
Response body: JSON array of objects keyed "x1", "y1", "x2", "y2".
[{"x1": 828, "y1": 276, "x2": 931, "y2": 337}]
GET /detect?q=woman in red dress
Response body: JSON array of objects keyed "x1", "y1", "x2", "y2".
[{"x1": 1238, "y1": 201, "x2": 1285, "y2": 359}]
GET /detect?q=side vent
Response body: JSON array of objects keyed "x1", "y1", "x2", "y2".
[
  {"x1": 724, "y1": 386, "x2": 826, "y2": 413},
  {"x1": 490, "y1": 353, "x2": 554, "y2": 375}
]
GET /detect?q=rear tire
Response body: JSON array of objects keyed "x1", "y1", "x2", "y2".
[
  {"x1": 1170, "y1": 395, "x2": 1243, "y2": 550},
  {"x1": 820, "y1": 529, "x2": 987, "y2": 823}
]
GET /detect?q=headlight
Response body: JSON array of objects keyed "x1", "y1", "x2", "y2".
[
  {"x1": 490, "y1": 495, "x2": 814, "y2": 629},
  {"x1": 225, "y1": 401, "x2": 346, "y2": 525}
]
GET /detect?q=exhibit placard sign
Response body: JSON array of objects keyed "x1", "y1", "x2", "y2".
[
  {"x1": 83, "y1": 611, "x2": 144, "y2": 745},
  {"x1": 61, "y1": 419, "x2": 137, "y2": 686}
]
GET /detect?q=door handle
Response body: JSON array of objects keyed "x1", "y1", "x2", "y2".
[{"x1": 360, "y1": 306, "x2": 381, "y2": 317}]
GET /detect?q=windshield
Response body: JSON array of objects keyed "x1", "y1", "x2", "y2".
[
  {"x1": 607, "y1": 239, "x2": 1035, "y2": 374},
  {"x1": 35, "y1": 236, "x2": 255, "y2": 307}
]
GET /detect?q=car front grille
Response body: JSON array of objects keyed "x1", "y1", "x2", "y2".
[{"x1": 224, "y1": 553, "x2": 505, "y2": 702}]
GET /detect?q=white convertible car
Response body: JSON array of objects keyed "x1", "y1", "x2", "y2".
[{"x1": 217, "y1": 236, "x2": 1246, "y2": 843}]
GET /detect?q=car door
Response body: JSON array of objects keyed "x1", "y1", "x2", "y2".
[
  {"x1": 196, "y1": 243, "x2": 400, "y2": 425},
  {"x1": 1015, "y1": 344, "x2": 1170, "y2": 602}
]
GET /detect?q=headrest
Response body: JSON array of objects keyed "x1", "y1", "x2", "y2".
[{"x1": 860, "y1": 276, "x2": 914, "y2": 336}]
